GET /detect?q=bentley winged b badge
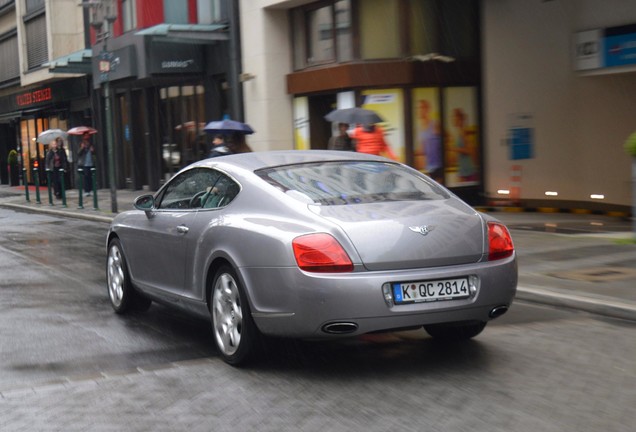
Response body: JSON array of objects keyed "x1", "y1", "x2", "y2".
[{"x1": 409, "y1": 225, "x2": 436, "y2": 236}]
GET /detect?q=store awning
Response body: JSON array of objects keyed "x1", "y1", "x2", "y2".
[
  {"x1": 45, "y1": 49, "x2": 93, "y2": 74},
  {"x1": 135, "y1": 23, "x2": 229, "y2": 43}
]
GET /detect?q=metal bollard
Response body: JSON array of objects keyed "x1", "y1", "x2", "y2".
[
  {"x1": 77, "y1": 168, "x2": 84, "y2": 209},
  {"x1": 46, "y1": 169, "x2": 53, "y2": 205},
  {"x1": 60, "y1": 168, "x2": 67, "y2": 208},
  {"x1": 34, "y1": 168, "x2": 41, "y2": 204},
  {"x1": 23, "y1": 168, "x2": 30, "y2": 202},
  {"x1": 91, "y1": 167, "x2": 98, "y2": 210}
]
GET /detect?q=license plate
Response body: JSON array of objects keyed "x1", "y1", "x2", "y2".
[{"x1": 392, "y1": 277, "x2": 470, "y2": 304}]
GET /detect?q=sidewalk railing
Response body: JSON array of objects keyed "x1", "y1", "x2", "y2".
[{"x1": 23, "y1": 167, "x2": 99, "y2": 210}]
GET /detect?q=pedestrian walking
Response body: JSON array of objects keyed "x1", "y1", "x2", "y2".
[
  {"x1": 208, "y1": 134, "x2": 232, "y2": 158},
  {"x1": 45, "y1": 138, "x2": 68, "y2": 199},
  {"x1": 228, "y1": 132, "x2": 253, "y2": 154},
  {"x1": 328, "y1": 123, "x2": 355, "y2": 151},
  {"x1": 77, "y1": 132, "x2": 96, "y2": 196},
  {"x1": 351, "y1": 123, "x2": 397, "y2": 160}
]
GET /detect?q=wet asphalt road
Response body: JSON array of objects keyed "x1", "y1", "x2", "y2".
[{"x1": 0, "y1": 207, "x2": 634, "y2": 431}]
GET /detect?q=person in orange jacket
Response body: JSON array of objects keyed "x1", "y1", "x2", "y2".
[{"x1": 351, "y1": 123, "x2": 398, "y2": 160}]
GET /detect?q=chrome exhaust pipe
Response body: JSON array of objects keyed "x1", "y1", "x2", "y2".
[
  {"x1": 489, "y1": 305, "x2": 509, "y2": 319},
  {"x1": 322, "y1": 322, "x2": 358, "y2": 334}
]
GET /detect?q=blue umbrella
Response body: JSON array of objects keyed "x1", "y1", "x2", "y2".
[{"x1": 204, "y1": 119, "x2": 254, "y2": 135}]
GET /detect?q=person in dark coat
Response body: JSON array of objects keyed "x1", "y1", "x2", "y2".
[
  {"x1": 208, "y1": 134, "x2": 232, "y2": 158},
  {"x1": 328, "y1": 123, "x2": 355, "y2": 151},
  {"x1": 45, "y1": 138, "x2": 68, "y2": 198}
]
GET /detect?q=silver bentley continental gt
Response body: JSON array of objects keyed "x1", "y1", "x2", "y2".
[{"x1": 106, "y1": 150, "x2": 517, "y2": 365}]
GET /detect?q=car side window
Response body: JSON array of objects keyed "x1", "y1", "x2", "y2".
[
  {"x1": 156, "y1": 168, "x2": 222, "y2": 210},
  {"x1": 201, "y1": 174, "x2": 240, "y2": 209}
]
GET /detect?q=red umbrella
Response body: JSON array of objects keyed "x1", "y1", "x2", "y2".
[{"x1": 67, "y1": 126, "x2": 98, "y2": 135}]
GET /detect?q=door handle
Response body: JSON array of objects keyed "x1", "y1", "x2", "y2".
[{"x1": 176, "y1": 225, "x2": 189, "y2": 234}]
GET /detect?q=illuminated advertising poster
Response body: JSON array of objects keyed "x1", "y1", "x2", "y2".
[
  {"x1": 293, "y1": 97, "x2": 310, "y2": 150},
  {"x1": 412, "y1": 88, "x2": 442, "y2": 182},
  {"x1": 443, "y1": 87, "x2": 480, "y2": 187},
  {"x1": 360, "y1": 89, "x2": 404, "y2": 161}
]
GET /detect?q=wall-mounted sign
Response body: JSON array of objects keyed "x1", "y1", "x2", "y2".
[
  {"x1": 575, "y1": 24, "x2": 636, "y2": 71},
  {"x1": 604, "y1": 23, "x2": 636, "y2": 68},
  {"x1": 574, "y1": 29, "x2": 602, "y2": 70},
  {"x1": 149, "y1": 41, "x2": 203, "y2": 74},
  {"x1": 508, "y1": 113, "x2": 534, "y2": 160},
  {"x1": 91, "y1": 45, "x2": 137, "y2": 89},
  {"x1": 0, "y1": 77, "x2": 89, "y2": 113}
]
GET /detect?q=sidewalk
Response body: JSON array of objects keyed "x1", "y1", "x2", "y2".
[{"x1": 1, "y1": 184, "x2": 635, "y2": 321}]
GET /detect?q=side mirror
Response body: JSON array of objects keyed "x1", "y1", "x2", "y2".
[{"x1": 134, "y1": 194, "x2": 155, "y2": 215}]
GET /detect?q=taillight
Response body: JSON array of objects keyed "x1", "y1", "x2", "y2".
[
  {"x1": 488, "y1": 222, "x2": 514, "y2": 261},
  {"x1": 292, "y1": 233, "x2": 353, "y2": 273}
]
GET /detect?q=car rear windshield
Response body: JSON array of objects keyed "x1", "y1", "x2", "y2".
[{"x1": 255, "y1": 161, "x2": 449, "y2": 205}]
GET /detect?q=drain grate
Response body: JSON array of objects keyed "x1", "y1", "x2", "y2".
[{"x1": 550, "y1": 266, "x2": 636, "y2": 282}]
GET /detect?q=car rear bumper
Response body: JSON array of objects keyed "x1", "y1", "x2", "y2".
[{"x1": 241, "y1": 256, "x2": 518, "y2": 338}]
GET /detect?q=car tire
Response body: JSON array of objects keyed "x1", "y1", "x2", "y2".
[
  {"x1": 424, "y1": 321, "x2": 487, "y2": 341},
  {"x1": 210, "y1": 265, "x2": 259, "y2": 365},
  {"x1": 107, "y1": 238, "x2": 151, "y2": 314}
]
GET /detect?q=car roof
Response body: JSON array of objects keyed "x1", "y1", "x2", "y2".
[{"x1": 188, "y1": 150, "x2": 390, "y2": 172}]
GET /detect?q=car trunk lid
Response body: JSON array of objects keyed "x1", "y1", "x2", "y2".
[{"x1": 310, "y1": 199, "x2": 485, "y2": 271}]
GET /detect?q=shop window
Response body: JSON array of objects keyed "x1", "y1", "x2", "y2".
[
  {"x1": 159, "y1": 84, "x2": 207, "y2": 180},
  {"x1": 409, "y1": 0, "x2": 438, "y2": 57},
  {"x1": 25, "y1": 0, "x2": 44, "y2": 13},
  {"x1": 308, "y1": 5, "x2": 334, "y2": 64},
  {"x1": 0, "y1": 0, "x2": 15, "y2": 11},
  {"x1": 292, "y1": 0, "x2": 352, "y2": 69},
  {"x1": 0, "y1": 31, "x2": 19, "y2": 84},
  {"x1": 122, "y1": 0, "x2": 137, "y2": 32},
  {"x1": 291, "y1": 0, "x2": 477, "y2": 69},
  {"x1": 24, "y1": 12, "x2": 48, "y2": 70},
  {"x1": 335, "y1": 0, "x2": 352, "y2": 62},
  {"x1": 164, "y1": 0, "x2": 188, "y2": 24},
  {"x1": 359, "y1": 0, "x2": 399, "y2": 59},
  {"x1": 437, "y1": 0, "x2": 478, "y2": 61},
  {"x1": 198, "y1": 0, "x2": 226, "y2": 23}
]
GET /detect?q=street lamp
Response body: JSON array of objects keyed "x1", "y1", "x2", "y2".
[{"x1": 84, "y1": 0, "x2": 118, "y2": 213}]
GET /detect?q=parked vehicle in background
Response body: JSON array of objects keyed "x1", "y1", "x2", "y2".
[{"x1": 106, "y1": 150, "x2": 517, "y2": 365}]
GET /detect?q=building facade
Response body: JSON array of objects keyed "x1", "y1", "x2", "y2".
[
  {"x1": 3, "y1": 0, "x2": 635, "y2": 213},
  {"x1": 87, "y1": 0, "x2": 237, "y2": 191},
  {"x1": 241, "y1": 0, "x2": 636, "y2": 211},
  {"x1": 0, "y1": 0, "x2": 238, "y2": 193},
  {"x1": 0, "y1": 0, "x2": 90, "y2": 187}
]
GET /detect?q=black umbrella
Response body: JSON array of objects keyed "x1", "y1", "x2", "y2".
[
  {"x1": 324, "y1": 107, "x2": 384, "y2": 125},
  {"x1": 204, "y1": 119, "x2": 254, "y2": 135}
]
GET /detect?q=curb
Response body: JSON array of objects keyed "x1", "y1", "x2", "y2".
[
  {"x1": 476, "y1": 206, "x2": 631, "y2": 218},
  {"x1": 516, "y1": 285, "x2": 636, "y2": 322},
  {"x1": 0, "y1": 201, "x2": 113, "y2": 224}
]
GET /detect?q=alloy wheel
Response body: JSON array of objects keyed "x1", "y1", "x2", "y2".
[{"x1": 212, "y1": 272, "x2": 243, "y2": 356}]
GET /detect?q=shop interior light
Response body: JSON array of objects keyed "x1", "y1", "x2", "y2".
[
  {"x1": 590, "y1": 194, "x2": 605, "y2": 200},
  {"x1": 497, "y1": 189, "x2": 510, "y2": 195},
  {"x1": 545, "y1": 191, "x2": 558, "y2": 196}
]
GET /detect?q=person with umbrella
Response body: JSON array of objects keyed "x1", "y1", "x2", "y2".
[
  {"x1": 45, "y1": 137, "x2": 68, "y2": 199},
  {"x1": 208, "y1": 134, "x2": 232, "y2": 158},
  {"x1": 204, "y1": 118, "x2": 254, "y2": 154},
  {"x1": 77, "y1": 132, "x2": 96, "y2": 196},
  {"x1": 328, "y1": 123, "x2": 355, "y2": 151},
  {"x1": 351, "y1": 123, "x2": 398, "y2": 160}
]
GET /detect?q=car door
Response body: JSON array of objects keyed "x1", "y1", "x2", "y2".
[
  {"x1": 125, "y1": 168, "x2": 217, "y2": 298},
  {"x1": 182, "y1": 172, "x2": 241, "y2": 301}
]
